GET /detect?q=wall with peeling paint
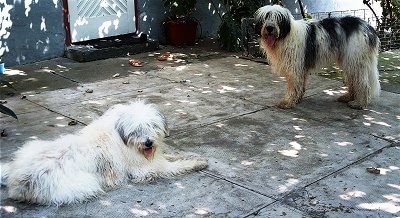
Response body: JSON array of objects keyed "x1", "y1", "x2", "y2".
[
  {"x1": 0, "y1": 1, "x2": 65, "y2": 67},
  {"x1": 1, "y1": 0, "x2": 223, "y2": 67}
]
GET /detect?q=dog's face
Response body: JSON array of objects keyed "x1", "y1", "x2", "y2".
[
  {"x1": 114, "y1": 102, "x2": 169, "y2": 160},
  {"x1": 254, "y1": 5, "x2": 292, "y2": 47}
]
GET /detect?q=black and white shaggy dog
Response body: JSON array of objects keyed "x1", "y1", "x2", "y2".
[{"x1": 255, "y1": 5, "x2": 380, "y2": 109}]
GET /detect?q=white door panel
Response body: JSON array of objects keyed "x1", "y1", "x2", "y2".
[{"x1": 68, "y1": 0, "x2": 136, "y2": 43}]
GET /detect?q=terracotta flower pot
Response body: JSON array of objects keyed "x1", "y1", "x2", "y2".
[{"x1": 165, "y1": 20, "x2": 197, "y2": 46}]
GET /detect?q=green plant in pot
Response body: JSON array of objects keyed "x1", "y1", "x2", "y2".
[{"x1": 162, "y1": 0, "x2": 198, "y2": 46}]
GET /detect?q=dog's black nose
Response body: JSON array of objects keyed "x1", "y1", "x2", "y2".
[
  {"x1": 144, "y1": 139, "x2": 153, "y2": 147},
  {"x1": 266, "y1": 26, "x2": 274, "y2": 33}
]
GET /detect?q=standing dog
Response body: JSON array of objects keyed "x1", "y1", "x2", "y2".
[
  {"x1": 1, "y1": 101, "x2": 207, "y2": 205},
  {"x1": 254, "y1": 5, "x2": 380, "y2": 109}
]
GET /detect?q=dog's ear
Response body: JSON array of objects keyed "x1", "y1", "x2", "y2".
[
  {"x1": 254, "y1": 11, "x2": 269, "y2": 35},
  {"x1": 277, "y1": 8, "x2": 291, "y2": 39},
  {"x1": 159, "y1": 114, "x2": 170, "y2": 137},
  {"x1": 115, "y1": 120, "x2": 129, "y2": 145},
  {"x1": 254, "y1": 20, "x2": 263, "y2": 35}
]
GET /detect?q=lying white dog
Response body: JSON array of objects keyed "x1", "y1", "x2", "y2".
[{"x1": 1, "y1": 101, "x2": 207, "y2": 205}]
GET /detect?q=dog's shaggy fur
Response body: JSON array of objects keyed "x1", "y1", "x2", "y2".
[
  {"x1": 255, "y1": 5, "x2": 380, "y2": 109},
  {"x1": 1, "y1": 101, "x2": 207, "y2": 205}
]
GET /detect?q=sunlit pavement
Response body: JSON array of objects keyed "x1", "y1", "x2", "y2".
[{"x1": 1, "y1": 42, "x2": 399, "y2": 217}]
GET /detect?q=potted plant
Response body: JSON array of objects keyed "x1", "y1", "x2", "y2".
[{"x1": 162, "y1": 0, "x2": 198, "y2": 46}]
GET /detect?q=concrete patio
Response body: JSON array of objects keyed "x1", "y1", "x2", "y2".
[{"x1": 0, "y1": 41, "x2": 399, "y2": 217}]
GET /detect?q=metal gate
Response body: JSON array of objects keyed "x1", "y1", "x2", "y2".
[{"x1": 67, "y1": 0, "x2": 136, "y2": 43}]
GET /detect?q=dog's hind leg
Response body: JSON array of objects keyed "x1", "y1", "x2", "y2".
[
  {"x1": 0, "y1": 163, "x2": 9, "y2": 186},
  {"x1": 337, "y1": 72, "x2": 355, "y2": 103},
  {"x1": 342, "y1": 59, "x2": 379, "y2": 109}
]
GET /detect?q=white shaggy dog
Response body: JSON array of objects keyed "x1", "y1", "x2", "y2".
[
  {"x1": 1, "y1": 101, "x2": 207, "y2": 205},
  {"x1": 254, "y1": 5, "x2": 380, "y2": 109}
]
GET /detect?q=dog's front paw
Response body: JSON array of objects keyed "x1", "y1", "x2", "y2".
[
  {"x1": 347, "y1": 101, "x2": 365, "y2": 110},
  {"x1": 277, "y1": 99, "x2": 295, "y2": 109},
  {"x1": 193, "y1": 159, "x2": 208, "y2": 171},
  {"x1": 337, "y1": 94, "x2": 353, "y2": 103}
]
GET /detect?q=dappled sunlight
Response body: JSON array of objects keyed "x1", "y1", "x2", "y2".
[
  {"x1": 234, "y1": 63, "x2": 248, "y2": 67},
  {"x1": 293, "y1": 126, "x2": 302, "y2": 131},
  {"x1": 363, "y1": 115, "x2": 391, "y2": 127},
  {"x1": 175, "y1": 65, "x2": 187, "y2": 71},
  {"x1": 175, "y1": 109, "x2": 187, "y2": 115},
  {"x1": 40, "y1": 16, "x2": 46, "y2": 31},
  {"x1": 278, "y1": 178, "x2": 300, "y2": 192},
  {"x1": 340, "y1": 190, "x2": 366, "y2": 200},
  {"x1": 241, "y1": 160, "x2": 254, "y2": 166},
  {"x1": 215, "y1": 122, "x2": 225, "y2": 128},
  {"x1": 334, "y1": 141, "x2": 353, "y2": 146},
  {"x1": 3, "y1": 69, "x2": 26, "y2": 76},
  {"x1": 98, "y1": 21, "x2": 113, "y2": 38},
  {"x1": 217, "y1": 85, "x2": 237, "y2": 94},
  {"x1": 0, "y1": 2, "x2": 13, "y2": 58},
  {"x1": 100, "y1": 200, "x2": 112, "y2": 206},
  {"x1": 278, "y1": 149, "x2": 299, "y2": 157},
  {"x1": 174, "y1": 87, "x2": 191, "y2": 93},
  {"x1": 377, "y1": 166, "x2": 399, "y2": 175},
  {"x1": 278, "y1": 141, "x2": 303, "y2": 158},
  {"x1": 0, "y1": 206, "x2": 17, "y2": 213},
  {"x1": 323, "y1": 87, "x2": 347, "y2": 96},
  {"x1": 130, "y1": 208, "x2": 158, "y2": 216},
  {"x1": 388, "y1": 184, "x2": 400, "y2": 190},
  {"x1": 335, "y1": 166, "x2": 400, "y2": 214},
  {"x1": 83, "y1": 100, "x2": 104, "y2": 105},
  {"x1": 69, "y1": 1, "x2": 135, "y2": 43},
  {"x1": 365, "y1": 109, "x2": 387, "y2": 115},
  {"x1": 194, "y1": 207, "x2": 212, "y2": 215},
  {"x1": 174, "y1": 182, "x2": 185, "y2": 189},
  {"x1": 358, "y1": 201, "x2": 400, "y2": 213},
  {"x1": 176, "y1": 99, "x2": 197, "y2": 104},
  {"x1": 292, "y1": 117, "x2": 307, "y2": 122}
]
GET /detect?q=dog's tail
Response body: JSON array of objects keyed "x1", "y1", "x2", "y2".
[
  {"x1": 369, "y1": 51, "x2": 381, "y2": 100},
  {"x1": 0, "y1": 163, "x2": 9, "y2": 186}
]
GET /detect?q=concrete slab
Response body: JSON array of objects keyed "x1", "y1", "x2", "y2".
[
  {"x1": 0, "y1": 172, "x2": 274, "y2": 217},
  {"x1": 280, "y1": 145, "x2": 400, "y2": 217},
  {"x1": 20, "y1": 74, "x2": 169, "y2": 108},
  {"x1": 0, "y1": 67, "x2": 77, "y2": 99},
  {"x1": 46, "y1": 82, "x2": 264, "y2": 135},
  {"x1": 1, "y1": 44, "x2": 400, "y2": 218},
  {"x1": 292, "y1": 90, "x2": 400, "y2": 142},
  {"x1": 148, "y1": 57, "x2": 343, "y2": 106},
  {"x1": 246, "y1": 201, "x2": 307, "y2": 217},
  {"x1": 167, "y1": 108, "x2": 390, "y2": 197},
  {"x1": 0, "y1": 97, "x2": 42, "y2": 118}
]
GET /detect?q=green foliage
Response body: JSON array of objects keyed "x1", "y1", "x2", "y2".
[
  {"x1": 365, "y1": 0, "x2": 400, "y2": 50},
  {"x1": 378, "y1": 0, "x2": 400, "y2": 19},
  {"x1": 218, "y1": 0, "x2": 266, "y2": 52},
  {"x1": 0, "y1": 103, "x2": 17, "y2": 119},
  {"x1": 0, "y1": 79, "x2": 17, "y2": 119},
  {"x1": 162, "y1": 0, "x2": 196, "y2": 19},
  {"x1": 218, "y1": 13, "x2": 243, "y2": 51}
]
